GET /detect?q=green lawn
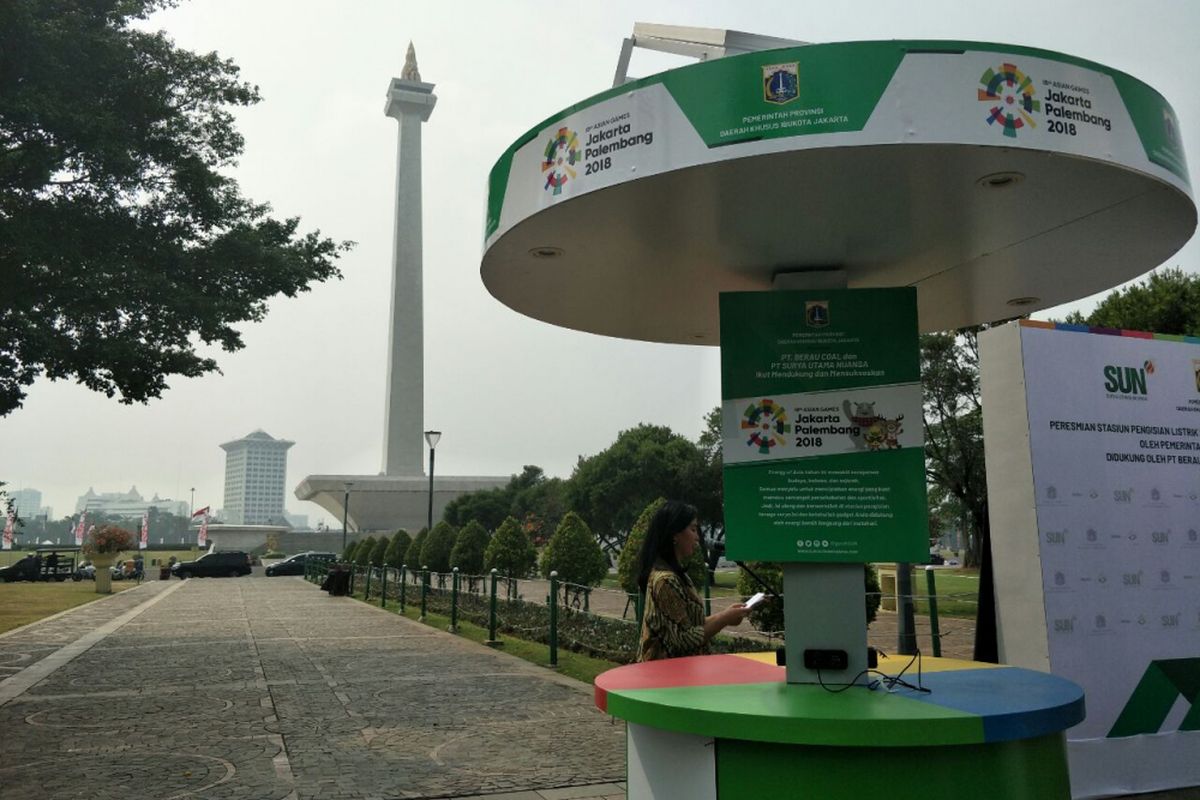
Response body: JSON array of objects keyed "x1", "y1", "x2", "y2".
[
  {"x1": 0, "y1": 581, "x2": 136, "y2": 634},
  {"x1": 897, "y1": 567, "x2": 980, "y2": 618}
]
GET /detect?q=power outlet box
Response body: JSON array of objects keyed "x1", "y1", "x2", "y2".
[{"x1": 803, "y1": 649, "x2": 849, "y2": 671}]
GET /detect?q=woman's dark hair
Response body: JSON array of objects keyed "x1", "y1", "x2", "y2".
[{"x1": 636, "y1": 500, "x2": 699, "y2": 592}]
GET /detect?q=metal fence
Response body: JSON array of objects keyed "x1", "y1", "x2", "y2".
[{"x1": 303, "y1": 559, "x2": 971, "y2": 662}]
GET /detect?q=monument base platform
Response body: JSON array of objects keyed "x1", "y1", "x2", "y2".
[{"x1": 294, "y1": 474, "x2": 508, "y2": 533}]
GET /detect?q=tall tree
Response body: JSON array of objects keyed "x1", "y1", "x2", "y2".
[
  {"x1": 1064, "y1": 267, "x2": 1200, "y2": 335},
  {"x1": 0, "y1": 0, "x2": 349, "y2": 415},
  {"x1": 565, "y1": 424, "x2": 707, "y2": 557},
  {"x1": 921, "y1": 329, "x2": 988, "y2": 568}
]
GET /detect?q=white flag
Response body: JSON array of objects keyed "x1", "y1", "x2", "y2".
[
  {"x1": 198, "y1": 513, "x2": 209, "y2": 547},
  {"x1": 2, "y1": 509, "x2": 13, "y2": 550},
  {"x1": 74, "y1": 513, "x2": 87, "y2": 546},
  {"x1": 139, "y1": 511, "x2": 149, "y2": 550}
]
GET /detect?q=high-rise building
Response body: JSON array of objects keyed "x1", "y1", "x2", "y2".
[
  {"x1": 9, "y1": 488, "x2": 51, "y2": 520},
  {"x1": 221, "y1": 430, "x2": 294, "y2": 525}
]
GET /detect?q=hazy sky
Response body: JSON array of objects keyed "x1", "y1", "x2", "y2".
[{"x1": 3, "y1": 1, "x2": 1198, "y2": 526}]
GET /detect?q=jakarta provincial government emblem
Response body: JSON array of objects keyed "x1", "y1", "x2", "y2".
[
  {"x1": 805, "y1": 300, "x2": 829, "y2": 328},
  {"x1": 763, "y1": 62, "x2": 799, "y2": 105}
]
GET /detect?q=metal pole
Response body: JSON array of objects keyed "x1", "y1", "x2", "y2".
[
  {"x1": 549, "y1": 570, "x2": 559, "y2": 667},
  {"x1": 420, "y1": 566, "x2": 428, "y2": 621},
  {"x1": 703, "y1": 562, "x2": 712, "y2": 617},
  {"x1": 380, "y1": 566, "x2": 388, "y2": 608},
  {"x1": 400, "y1": 565, "x2": 407, "y2": 612},
  {"x1": 450, "y1": 567, "x2": 459, "y2": 633},
  {"x1": 487, "y1": 568, "x2": 499, "y2": 645},
  {"x1": 925, "y1": 566, "x2": 942, "y2": 657},
  {"x1": 364, "y1": 565, "x2": 372, "y2": 599},
  {"x1": 897, "y1": 562, "x2": 917, "y2": 655},
  {"x1": 427, "y1": 447, "x2": 436, "y2": 534},
  {"x1": 341, "y1": 485, "x2": 352, "y2": 555}
]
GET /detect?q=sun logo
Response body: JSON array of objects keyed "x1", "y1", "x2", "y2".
[
  {"x1": 541, "y1": 127, "x2": 579, "y2": 196},
  {"x1": 741, "y1": 399, "x2": 791, "y2": 454}
]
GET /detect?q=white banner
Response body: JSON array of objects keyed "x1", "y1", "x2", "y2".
[
  {"x1": 74, "y1": 513, "x2": 86, "y2": 546},
  {"x1": 198, "y1": 513, "x2": 208, "y2": 548},
  {"x1": 139, "y1": 511, "x2": 149, "y2": 550},
  {"x1": 2, "y1": 509, "x2": 13, "y2": 550},
  {"x1": 990, "y1": 322, "x2": 1200, "y2": 797}
]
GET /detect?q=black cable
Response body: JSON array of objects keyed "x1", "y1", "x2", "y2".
[{"x1": 813, "y1": 650, "x2": 930, "y2": 695}]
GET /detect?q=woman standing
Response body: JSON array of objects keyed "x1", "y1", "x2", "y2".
[{"x1": 636, "y1": 501, "x2": 749, "y2": 661}]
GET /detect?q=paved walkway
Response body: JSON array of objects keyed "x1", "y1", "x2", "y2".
[
  {"x1": 3, "y1": 576, "x2": 1197, "y2": 800},
  {"x1": 0, "y1": 576, "x2": 624, "y2": 800}
]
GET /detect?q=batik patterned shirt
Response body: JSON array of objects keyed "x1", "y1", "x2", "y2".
[{"x1": 637, "y1": 563, "x2": 706, "y2": 662}]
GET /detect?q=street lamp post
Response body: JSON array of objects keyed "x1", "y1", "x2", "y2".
[
  {"x1": 342, "y1": 482, "x2": 354, "y2": 555},
  {"x1": 189, "y1": 487, "x2": 195, "y2": 517},
  {"x1": 424, "y1": 431, "x2": 441, "y2": 533}
]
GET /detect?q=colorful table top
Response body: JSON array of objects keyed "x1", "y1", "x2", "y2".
[{"x1": 595, "y1": 653, "x2": 1084, "y2": 747}]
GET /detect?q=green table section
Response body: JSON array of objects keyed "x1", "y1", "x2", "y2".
[{"x1": 595, "y1": 653, "x2": 1085, "y2": 800}]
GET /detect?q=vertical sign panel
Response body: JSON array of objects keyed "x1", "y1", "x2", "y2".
[{"x1": 720, "y1": 289, "x2": 926, "y2": 562}]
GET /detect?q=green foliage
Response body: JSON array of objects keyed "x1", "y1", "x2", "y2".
[
  {"x1": 420, "y1": 521, "x2": 457, "y2": 573},
  {"x1": 342, "y1": 540, "x2": 358, "y2": 562},
  {"x1": 449, "y1": 520, "x2": 490, "y2": 575},
  {"x1": 922, "y1": 329, "x2": 988, "y2": 567},
  {"x1": 354, "y1": 536, "x2": 376, "y2": 567},
  {"x1": 443, "y1": 466, "x2": 566, "y2": 537},
  {"x1": 405, "y1": 528, "x2": 428, "y2": 567},
  {"x1": 735, "y1": 563, "x2": 881, "y2": 634},
  {"x1": 566, "y1": 424, "x2": 709, "y2": 556},
  {"x1": 483, "y1": 516, "x2": 537, "y2": 579},
  {"x1": 369, "y1": 536, "x2": 388, "y2": 567},
  {"x1": 1064, "y1": 267, "x2": 1200, "y2": 336},
  {"x1": 616, "y1": 498, "x2": 705, "y2": 596},
  {"x1": 539, "y1": 512, "x2": 608, "y2": 588},
  {"x1": 0, "y1": 0, "x2": 350, "y2": 415},
  {"x1": 384, "y1": 530, "x2": 411, "y2": 569}
]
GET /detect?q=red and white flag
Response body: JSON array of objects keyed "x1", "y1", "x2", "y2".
[
  {"x1": 74, "y1": 513, "x2": 87, "y2": 546},
  {"x1": 139, "y1": 511, "x2": 149, "y2": 550},
  {"x1": 191, "y1": 506, "x2": 210, "y2": 520},
  {"x1": 2, "y1": 509, "x2": 14, "y2": 550},
  {"x1": 198, "y1": 512, "x2": 209, "y2": 547}
]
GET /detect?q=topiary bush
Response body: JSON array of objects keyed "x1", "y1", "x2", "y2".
[
  {"x1": 420, "y1": 521, "x2": 457, "y2": 574},
  {"x1": 354, "y1": 536, "x2": 376, "y2": 566},
  {"x1": 484, "y1": 515, "x2": 537, "y2": 580},
  {"x1": 616, "y1": 497, "x2": 706, "y2": 596},
  {"x1": 384, "y1": 529, "x2": 411, "y2": 569},
  {"x1": 405, "y1": 528, "x2": 428, "y2": 568},
  {"x1": 369, "y1": 536, "x2": 389, "y2": 567},
  {"x1": 539, "y1": 512, "x2": 608, "y2": 600},
  {"x1": 450, "y1": 519, "x2": 489, "y2": 577}
]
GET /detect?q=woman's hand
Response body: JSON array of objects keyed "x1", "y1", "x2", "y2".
[{"x1": 722, "y1": 602, "x2": 750, "y2": 626}]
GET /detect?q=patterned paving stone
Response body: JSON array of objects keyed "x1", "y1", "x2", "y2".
[{"x1": 0, "y1": 575, "x2": 623, "y2": 799}]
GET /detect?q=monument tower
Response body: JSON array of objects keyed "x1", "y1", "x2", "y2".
[
  {"x1": 382, "y1": 43, "x2": 436, "y2": 476},
  {"x1": 295, "y1": 45, "x2": 506, "y2": 531}
]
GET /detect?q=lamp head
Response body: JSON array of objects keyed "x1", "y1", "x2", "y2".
[{"x1": 424, "y1": 430, "x2": 442, "y2": 449}]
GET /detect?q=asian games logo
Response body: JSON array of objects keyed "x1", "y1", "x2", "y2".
[
  {"x1": 741, "y1": 399, "x2": 791, "y2": 455},
  {"x1": 541, "y1": 127, "x2": 580, "y2": 195},
  {"x1": 978, "y1": 63, "x2": 1040, "y2": 139}
]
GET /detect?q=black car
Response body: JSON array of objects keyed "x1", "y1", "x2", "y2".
[
  {"x1": 171, "y1": 551, "x2": 252, "y2": 579},
  {"x1": 0, "y1": 548, "x2": 79, "y2": 582},
  {"x1": 0, "y1": 554, "x2": 41, "y2": 582},
  {"x1": 265, "y1": 551, "x2": 337, "y2": 577}
]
